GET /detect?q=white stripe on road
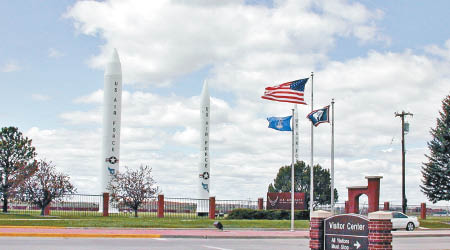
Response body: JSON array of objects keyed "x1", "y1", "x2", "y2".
[{"x1": 202, "y1": 245, "x2": 234, "y2": 250}]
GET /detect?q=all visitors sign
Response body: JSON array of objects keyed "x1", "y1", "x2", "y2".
[{"x1": 324, "y1": 214, "x2": 369, "y2": 250}]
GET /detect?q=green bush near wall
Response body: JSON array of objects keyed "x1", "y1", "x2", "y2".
[{"x1": 227, "y1": 208, "x2": 309, "y2": 220}]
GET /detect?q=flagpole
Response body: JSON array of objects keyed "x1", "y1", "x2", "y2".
[
  {"x1": 310, "y1": 72, "x2": 314, "y2": 219},
  {"x1": 331, "y1": 98, "x2": 335, "y2": 214},
  {"x1": 291, "y1": 108, "x2": 295, "y2": 232},
  {"x1": 294, "y1": 104, "x2": 299, "y2": 162}
]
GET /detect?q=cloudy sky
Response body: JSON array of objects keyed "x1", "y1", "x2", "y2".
[{"x1": 1, "y1": 0, "x2": 449, "y2": 206}]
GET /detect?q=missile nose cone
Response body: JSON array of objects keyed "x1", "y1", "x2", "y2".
[
  {"x1": 105, "y1": 48, "x2": 122, "y2": 76},
  {"x1": 110, "y1": 48, "x2": 120, "y2": 63},
  {"x1": 200, "y1": 80, "x2": 210, "y2": 105}
]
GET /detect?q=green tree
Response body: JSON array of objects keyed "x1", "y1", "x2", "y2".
[
  {"x1": 421, "y1": 95, "x2": 450, "y2": 203},
  {"x1": 268, "y1": 161, "x2": 338, "y2": 209},
  {"x1": 0, "y1": 127, "x2": 38, "y2": 213},
  {"x1": 15, "y1": 160, "x2": 76, "y2": 216}
]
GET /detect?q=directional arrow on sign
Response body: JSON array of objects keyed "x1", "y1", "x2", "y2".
[{"x1": 354, "y1": 241, "x2": 361, "y2": 249}]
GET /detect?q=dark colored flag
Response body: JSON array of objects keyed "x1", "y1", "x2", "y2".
[{"x1": 307, "y1": 105, "x2": 330, "y2": 126}]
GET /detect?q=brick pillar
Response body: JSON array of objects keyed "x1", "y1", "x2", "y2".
[
  {"x1": 368, "y1": 211, "x2": 393, "y2": 250},
  {"x1": 421, "y1": 203, "x2": 426, "y2": 220},
  {"x1": 209, "y1": 197, "x2": 216, "y2": 219},
  {"x1": 258, "y1": 198, "x2": 264, "y2": 210},
  {"x1": 384, "y1": 202, "x2": 390, "y2": 211},
  {"x1": 344, "y1": 201, "x2": 349, "y2": 213},
  {"x1": 309, "y1": 210, "x2": 332, "y2": 250},
  {"x1": 366, "y1": 176, "x2": 382, "y2": 213},
  {"x1": 157, "y1": 194, "x2": 164, "y2": 218},
  {"x1": 43, "y1": 202, "x2": 51, "y2": 216},
  {"x1": 102, "y1": 193, "x2": 109, "y2": 217}
]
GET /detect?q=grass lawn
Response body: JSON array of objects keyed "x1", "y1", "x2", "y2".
[
  {"x1": 419, "y1": 216, "x2": 450, "y2": 229},
  {"x1": 1, "y1": 213, "x2": 448, "y2": 229},
  {"x1": 0, "y1": 213, "x2": 310, "y2": 229}
]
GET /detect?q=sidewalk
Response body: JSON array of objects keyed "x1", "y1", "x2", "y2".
[{"x1": 0, "y1": 226, "x2": 448, "y2": 239}]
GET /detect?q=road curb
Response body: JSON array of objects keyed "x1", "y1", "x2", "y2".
[
  {"x1": 0, "y1": 226, "x2": 65, "y2": 229},
  {"x1": 160, "y1": 235, "x2": 310, "y2": 239},
  {"x1": 0, "y1": 233, "x2": 161, "y2": 238}
]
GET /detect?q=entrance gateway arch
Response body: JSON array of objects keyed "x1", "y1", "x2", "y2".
[{"x1": 346, "y1": 176, "x2": 382, "y2": 214}]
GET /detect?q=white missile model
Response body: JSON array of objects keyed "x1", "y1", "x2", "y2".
[
  {"x1": 198, "y1": 81, "x2": 210, "y2": 216},
  {"x1": 101, "y1": 49, "x2": 122, "y2": 194}
]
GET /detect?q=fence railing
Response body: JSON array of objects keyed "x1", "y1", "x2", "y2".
[
  {"x1": 215, "y1": 199, "x2": 259, "y2": 216},
  {"x1": 5, "y1": 194, "x2": 449, "y2": 219},
  {"x1": 4, "y1": 195, "x2": 262, "y2": 219},
  {"x1": 8, "y1": 194, "x2": 103, "y2": 217},
  {"x1": 108, "y1": 198, "x2": 158, "y2": 217},
  {"x1": 316, "y1": 202, "x2": 450, "y2": 217},
  {"x1": 164, "y1": 197, "x2": 205, "y2": 218}
]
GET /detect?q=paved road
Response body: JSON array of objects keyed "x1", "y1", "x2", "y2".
[
  {"x1": 1, "y1": 226, "x2": 449, "y2": 239},
  {"x1": 0, "y1": 227, "x2": 309, "y2": 238},
  {"x1": 0, "y1": 237, "x2": 307, "y2": 250},
  {"x1": 394, "y1": 237, "x2": 450, "y2": 250},
  {"x1": 1, "y1": 237, "x2": 449, "y2": 250}
]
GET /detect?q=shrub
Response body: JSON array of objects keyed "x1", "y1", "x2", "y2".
[{"x1": 227, "y1": 208, "x2": 309, "y2": 220}]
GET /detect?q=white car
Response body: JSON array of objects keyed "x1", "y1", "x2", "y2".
[{"x1": 391, "y1": 212, "x2": 420, "y2": 231}]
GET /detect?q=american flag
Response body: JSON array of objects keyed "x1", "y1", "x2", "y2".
[{"x1": 261, "y1": 78, "x2": 308, "y2": 105}]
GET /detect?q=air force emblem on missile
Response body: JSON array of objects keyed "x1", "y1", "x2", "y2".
[
  {"x1": 199, "y1": 172, "x2": 210, "y2": 180},
  {"x1": 105, "y1": 156, "x2": 119, "y2": 164}
]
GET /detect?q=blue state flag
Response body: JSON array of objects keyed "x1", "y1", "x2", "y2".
[
  {"x1": 307, "y1": 105, "x2": 330, "y2": 127},
  {"x1": 267, "y1": 116, "x2": 292, "y2": 131}
]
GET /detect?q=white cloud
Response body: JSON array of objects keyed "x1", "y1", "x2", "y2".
[
  {"x1": 65, "y1": 0, "x2": 384, "y2": 86},
  {"x1": 48, "y1": 48, "x2": 65, "y2": 58},
  {"x1": 1, "y1": 61, "x2": 21, "y2": 72},
  {"x1": 425, "y1": 39, "x2": 450, "y2": 61},
  {"x1": 381, "y1": 148, "x2": 393, "y2": 153},
  {"x1": 31, "y1": 94, "x2": 51, "y2": 101},
  {"x1": 74, "y1": 89, "x2": 103, "y2": 104},
  {"x1": 26, "y1": 127, "x2": 102, "y2": 192}
]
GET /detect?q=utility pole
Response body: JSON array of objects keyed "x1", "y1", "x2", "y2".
[
  {"x1": 395, "y1": 111, "x2": 413, "y2": 214},
  {"x1": 331, "y1": 98, "x2": 335, "y2": 214}
]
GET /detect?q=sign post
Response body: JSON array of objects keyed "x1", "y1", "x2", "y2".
[{"x1": 324, "y1": 214, "x2": 369, "y2": 250}]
